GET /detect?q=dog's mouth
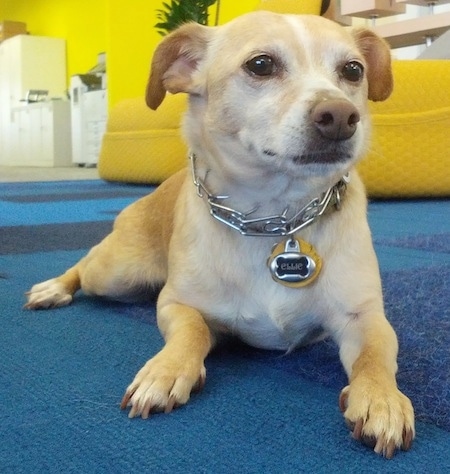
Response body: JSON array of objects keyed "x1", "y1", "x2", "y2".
[
  {"x1": 292, "y1": 150, "x2": 353, "y2": 165},
  {"x1": 263, "y1": 144, "x2": 355, "y2": 166}
]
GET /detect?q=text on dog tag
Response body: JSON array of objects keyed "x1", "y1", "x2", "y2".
[{"x1": 267, "y1": 238, "x2": 322, "y2": 288}]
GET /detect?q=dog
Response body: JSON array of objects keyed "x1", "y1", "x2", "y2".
[{"x1": 25, "y1": 11, "x2": 414, "y2": 458}]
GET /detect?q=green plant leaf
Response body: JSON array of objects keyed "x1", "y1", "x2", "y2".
[{"x1": 154, "y1": 0, "x2": 218, "y2": 35}]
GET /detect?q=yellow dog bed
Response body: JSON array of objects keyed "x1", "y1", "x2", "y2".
[
  {"x1": 99, "y1": 60, "x2": 450, "y2": 197},
  {"x1": 98, "y1": 93, "x2": 187, "y2": 184}
]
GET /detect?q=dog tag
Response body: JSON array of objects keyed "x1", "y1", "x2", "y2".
[{"x1": 267, "y1": 238, "x2": 322, "y2": 288}]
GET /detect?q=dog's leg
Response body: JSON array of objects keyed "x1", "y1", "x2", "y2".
[
  {"x1": 24, "y1": 231, "x2": 167, "y2": 309},
  {"x1": 25, "y1": 172, "x2": 184, "y2": 310},
  {"x1": 337, "y1": 313, "x2": 415, "y2": 458},
  {"x1": 120, "y1": 298, "x2": 213, "y2": 418},
  {"x1": 24, "y1": 238, "x2": 116, "y2": 309}
]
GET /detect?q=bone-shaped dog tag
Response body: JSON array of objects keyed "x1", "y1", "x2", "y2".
[{"x1": 267, "y1": 238, "x2": 322, "y2": 288}]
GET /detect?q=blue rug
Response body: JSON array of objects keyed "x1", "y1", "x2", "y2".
[{"x1": 1, "y1": 180, "x2": 449, "y2": 473}]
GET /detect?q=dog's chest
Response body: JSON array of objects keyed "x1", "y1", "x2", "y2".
[
  {"x1": 176, "y1": 232, "x2": 327, "y2": 351},
  {"x1": 225, "y1": 295, "x2": 327, "y2": 351}
]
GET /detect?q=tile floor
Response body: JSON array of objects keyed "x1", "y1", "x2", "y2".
[{"x1": 0, "y1": 165, "x2": 100, "y2": 183}]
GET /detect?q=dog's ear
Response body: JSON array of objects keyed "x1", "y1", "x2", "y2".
[
  {"x1": 146, "y1": 23, "x2": 211, "y2": 110},
  {"x1": 351, "y1": 28, "x2": 393, "y2": 102}
]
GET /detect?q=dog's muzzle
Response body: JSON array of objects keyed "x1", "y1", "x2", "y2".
[{"x1": 291, "y1": 98, "x2": 361, "y2": 165}]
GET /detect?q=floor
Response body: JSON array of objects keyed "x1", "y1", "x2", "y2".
[{"x1": 0, "y1": 165, "x2": 100, "y2": 183}]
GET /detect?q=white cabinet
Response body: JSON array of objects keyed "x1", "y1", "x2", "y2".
[
  {"x1": 9, "y1": 101, "x2": 72, "y2": 167},
  {"x1": 0, "y1": 35, "x2": 67, "y2": 166}
]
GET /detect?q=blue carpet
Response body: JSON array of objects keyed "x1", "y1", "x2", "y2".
[{"x1": 0, "y1": 180, "x2": 449, "y2": 473}]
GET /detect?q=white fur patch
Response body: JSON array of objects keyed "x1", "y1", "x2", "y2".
[{"x1": 25, "y1": 279, "x2": 73, "y2": 309}]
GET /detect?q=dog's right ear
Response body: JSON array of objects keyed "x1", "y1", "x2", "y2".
[{"x1": 146, "y1": 23, "x2": 211, "y2": 110}]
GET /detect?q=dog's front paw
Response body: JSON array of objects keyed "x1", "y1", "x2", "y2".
[
  {"x1": 24, "y1": 279, "x2": 73, "y2": 310},
  {"x1": 120, "y1": 349, "x2": 206, "y2": 419},
  {"x1": 339, "y1": 379, "x2": 415, "y2": 459}
]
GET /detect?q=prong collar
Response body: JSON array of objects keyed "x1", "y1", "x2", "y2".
[{"x1": 190, "y1": 153, "x2": 349, "y2": 237}]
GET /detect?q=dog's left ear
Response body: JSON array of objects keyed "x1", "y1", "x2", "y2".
[
  {"x1": 146, "y1": 22, "x2": 211, "y2": 110},
  {"x1": 351, "y1": 28, "x2": 393, "y2": 102}
]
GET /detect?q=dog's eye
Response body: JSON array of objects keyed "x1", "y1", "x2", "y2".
[
  {"x1": 341, "y1": 61, "x2": 364, "y2": 82},
  {"x1": 245, "y1": 55, "x2": 276, "y2": 77}
]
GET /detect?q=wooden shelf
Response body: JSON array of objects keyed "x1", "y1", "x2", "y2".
[
  {"x1": 341, "y1": 0, "x2": 406, "y2": 18},
  {"x1": 373, "y1": 11, "x2": 450, "y2": 47}
]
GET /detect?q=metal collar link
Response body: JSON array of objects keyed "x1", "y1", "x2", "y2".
[{"x1": 189, "y1": 153, "x2": 349, "y2": 237}]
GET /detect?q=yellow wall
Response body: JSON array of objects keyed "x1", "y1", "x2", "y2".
[
  {"x1": 107, "y1": 0, "x2": 321, "y2": 105},
  {"x1": 213, "y1": 0, "x2": 260, "y2": 24},
  {"x1": 0, "y1": 0, "x2": 260, "y2": 107},
  {"x1": 0, "y1": 1, "x2": 321, "y2": 107},
  {"x1": 106, "y1": 0, "x2": 161, "y2": 108},
  {"x1": 0, "y1": 0, "x2": 107, "y2": 82},
  {"x1": 106, "y1": 0, "x2": 260, "y2": 107}
]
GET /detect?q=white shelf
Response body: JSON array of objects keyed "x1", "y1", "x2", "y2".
[
  {"x1": 373, "y1": 11, "x2": 450, "y2": 47},
  {"x1": 396, "y1": 0, "x2": 450, "y2": 6}
]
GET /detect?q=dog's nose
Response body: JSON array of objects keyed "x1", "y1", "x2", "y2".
[{"x1": 312, "y1": 99, "x2": 360, "y2": 140}]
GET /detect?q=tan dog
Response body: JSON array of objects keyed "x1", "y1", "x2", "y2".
[{"x1": 26, "y1": 12, "x2": 414, "y2": 458}]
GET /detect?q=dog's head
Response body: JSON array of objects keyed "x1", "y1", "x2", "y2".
[{"x1": 146, "y1": 12, "x2": 392, "y2": 188}]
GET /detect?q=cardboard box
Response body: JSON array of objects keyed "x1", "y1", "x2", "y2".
[{"x1": 0, "y1": 21, "x2": 27, "y2": 42}]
